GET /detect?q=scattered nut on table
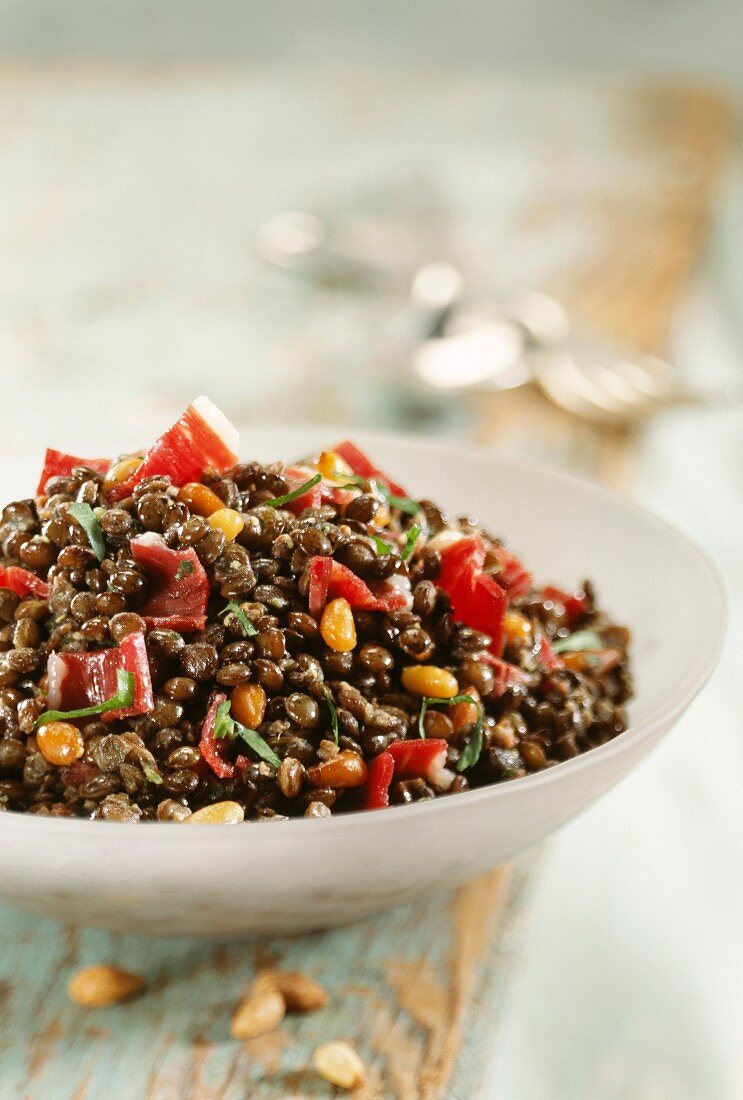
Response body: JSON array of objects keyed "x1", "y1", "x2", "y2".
[
  {"x1": 67, "y1": 965, "x2": 146, "y2": 1008},
  {"x1": 253, "y1": 968, "x2": 328, "y2": 1013},
  {"x1": 230, "y1": 987, "x2": 286, "y2": 1039},
  {"x1": 314, "y1": 1040, "x2": 366, "y2": 1091}
]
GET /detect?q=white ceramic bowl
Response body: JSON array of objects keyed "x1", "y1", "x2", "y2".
[{"x1": 0, "y1": 429, "x2": 725, "y2": 937}]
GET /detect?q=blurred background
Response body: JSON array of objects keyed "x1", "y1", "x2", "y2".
[{"x1": 0, "y1": 4, "x2": 742, "y2": 1098}]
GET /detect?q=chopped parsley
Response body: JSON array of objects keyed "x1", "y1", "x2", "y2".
[
  {"x1": 552, "y1": 629, "x2": 604, "y2": 654},
  {"x1": 418, "y1": 693, "x2": 479, "y2": 738},
  {"x1": 218, "y1": 601, "x2": 258, "y2": 637},
  {"x1": 264, "y1": 473, "x2": 322, "y2": 509},
  {"x1": 175, "y1": 560, "x2": 194, "y2": 581},
  {"x1": 456, "y1": 709, "x2": 485, "y2": 772},
  {"x1": 372, "y1": 533, "x2": 393, "y2": 556},
  {"x1": 324, "y1": 687, "x2": 339, "y2": 745},
  {"x1": 374, "y1": 480, "x2": 420, "y2": 517},
  {"x1": 33, "y1": 668, "x2": 135, "y2": 729},
  {"x1": 211, "y1": 699, "x2": 281, "y2": 769},
  {"x1": 417, "y1": 693, "x2": 485, "y2": 771},
  {"x1": 68, "y1": 502, "x2": 106, "y2": 562},
  {"x1": 401, "y1": 524, "x2": 421, "y2": 562}
]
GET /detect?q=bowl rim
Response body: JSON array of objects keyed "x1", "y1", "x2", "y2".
[{"x1": 0, "y1": 429, "x2": 726, "y2": 838}]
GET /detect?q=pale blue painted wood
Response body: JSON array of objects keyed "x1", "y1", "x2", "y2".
[{"x1": 0, "y1": 857, "x2": 538, "y2": 1098}]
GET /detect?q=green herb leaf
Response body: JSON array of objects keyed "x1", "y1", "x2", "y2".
[
  {"x1": 457, "y1": 708, "x2": 485, "y2": 772},
  {"x1": 552, "y1": 629, "x2": 604, "y2": 654},
  {"x1": 236, "y1": 726, "x2": 281, "y2": 769},
  {"x1": 401, "y1": 524, "x2": 421, "y2": 562},
  {"x1": 175, "y1": 560, "x2": 194, "y2": 581},
  {"x1": 324, "y1": 687, "x2": 339, "y2": 745},
  {"x1": 335, "y1": 475, "x2": 368, "y2": 491},
  {"x1": 143, "y1": 764, "x2": 164, "y2": 785},
  {"x1": 372, "y1": 534, "x2": 393, "y2": 555},
  {"x1": 418, "y1": 693, "x2": 478, "y2": 738},
  {"x1": 212, "y1": 699, "x2": 237, "y2": 740},
  {"x1": 374, "y1": 480, "x2": 420, "y2": 517},
  {"x1": 33, "y1": 668, "x2": 135, "y2": 729},
  {"x1": 68, "y1": 502, "x2": 106, "y2": 562},
  {"x1": 265, "y1": 473, "x2": 322, "y2": 509},
  {"x1": 211, "y1": 699, "x2": 281, "y2": 768},
  {"x1": 218, "y1": 601, "x2": 258, "y2": 637}
]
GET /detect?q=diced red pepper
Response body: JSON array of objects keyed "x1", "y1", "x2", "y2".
[
  {"x1": 437, "y1": 535, "x2": 486, "y2": 603},
  {"x1": 387, "y1": 738, "x2": 449, "y2": 782},
  {"x1": 0, "y1": 566, "x2": 50, "y2": 599},
  {"x1": 307, "y1": 557, "x2": 411, "y2": 618},
  {"x1": 333, "y1": 440, "x2": 408, "y2": 498},
  {"x1": 491, "y1": 546, "x2": 532, "y2": 599},
  {"x1": 362, "y1": 752, "x2": 395, "y2": 810},
  {"x1": 543, "y1": 585, "x2": 589, "y2": 627},
  {"x1": 199, "y1": 692, "x2": 235, "y2": 779},
  {"x1": 130, "y1": 533, "x2": 209, "y2": 632},
  {"x1": 537, "y1": 635, "x2": 563, "y2": 672},
  {"x1": 308, "y1": 557, "x2": 333, "y2": 620},
  {"x1": 36, "y1": 449, "x2": 110, "y2": 496},
  {"x1": 108, "y1": 396, "x2": 239, "y2": 502},
  {"x1": 45, "y1": 631, "x2": 154, "y2": 722},
  {"x1": 283, "y1": 465, "x2": 328, "y2": 512},
  {"x1": 282, "y1": 465, "x2": 357, "y2": 514},
  {"x1": 437, "y1": 536, "x2": 506, "y2": 655},
  {"x1": 480, "y1": 652, "x2": 530, "y2": 697}
]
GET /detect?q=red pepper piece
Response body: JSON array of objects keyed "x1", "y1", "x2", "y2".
[
  {"x1": 283, "y1": 465, "x2": 327, "y2": 512},
  {"x1": 307, "y1": 557, "x2": 410, "y2": 618},
  {"x1": 491, "y1": 546, "x2": 532, "y2": 599},
  {"x1": 108, "y1": 396, "x2": 239, "y2": 502},
  {"x1": 387, "y1": 738, "x2": 449, "y2": 782},
  {"x1": 543, "y1": 585, "x2": 589, "y2": 627},
  {"x1": 45, "y1": 631, "x2": 154, "y2": 722},
  {"x1": 437, "y1": 535, "x2": 486, "y2": 603},
  {"x1": 437, "y1": 536, "x2": 507, "y2": 655},
  {"x1": 0, "y1": 566, "x2": 50, "y2": 599},
  {"x1": 362, "y1": 752, "x2": 394, "y2": 810},
  {"x1": 308, "y1": 557, "x2": 333, "y2": 620},
  {"x1": 130, "y1": 533, "x2": 209, "y2": 631},
  {"x1": 480, "y1": 652, "x2": 529, "y2": 697},
  {"x1": 36, "y1": 449, "x2": 110, "y2": 496},
  {"x1": 282, "y1": 466, "x2": 357, "y2": 514},
  {"x1": 199, "y1": 692, "x2": 235, "y2": 779},
  {"x1": 537, "y1": 635, "x2": 563, "y2": 672},
  {"x1": 333, "y1": 440, "x2": 408, "y2": 498}
]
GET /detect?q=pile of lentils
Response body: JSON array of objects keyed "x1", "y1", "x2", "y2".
[{"x1": 0, "y1": 460, "x2": 632, "y2": 821}]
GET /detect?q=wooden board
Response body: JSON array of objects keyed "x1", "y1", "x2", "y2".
[{"x1": 0, "y1": 65, "x2": 732, "y2": 1098}]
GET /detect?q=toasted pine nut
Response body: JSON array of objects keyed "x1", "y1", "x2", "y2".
[
  {"x1": 36, "y1": 721, "x2": 84, "y2": 766},
  {"x1": 503, "y1": 610, "x2": 532, "y2": 646},
  {"x1": 315, "y1": 450, "x2": 352, "y2": 480},
  {"x1": 306, "y1": 751, "x2": 368, "y2": 789},
  {"x1": 314, "y1": 1040, "x2": 366, "y2": 1090},
  {"x1": 103, "y1": 455, "x2": 142, "y2": 492},
  {"x1": 208, "y1": 508, "x2": 245, "y2": 542},
  {"x1": 187, "y1": 800, "x2": 244, "y2": 824},
  {"x1": 178, "y1": 482, "x2": 225, "y2": 516},
  {"x1": 320, "y1": 598, "x2": 356, "y2": 652},
  {"x1": 253, "y1": 969, "x2": 327, "y2": 1013},
  {"x1": 230, "y1": 682, "x2": 266, "y2": 729},
  {"x1": 230, "y1": 988, "x2": 285, "y2": 1040},
  {"x1": 68, "y1": 965, "x2": 145, "y2": 1008},
  {"x1": 401, "y1": 665, "x2": 459, "y2": 698}
]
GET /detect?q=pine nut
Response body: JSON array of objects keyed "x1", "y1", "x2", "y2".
[
  {"x1": 230, "y1": 987, "x2": 285, "y2": 1040},
  {"x1": 68, "y1": 965, "x2": 145, "y2": 1008},
  {"x1": 314, "y1": 1040, "x2": 366, "y2": 1090}
]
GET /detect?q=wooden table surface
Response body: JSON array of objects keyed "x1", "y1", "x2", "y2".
[{"x1": 0, "y1": 63, "x2": 734, "y2": 1098}]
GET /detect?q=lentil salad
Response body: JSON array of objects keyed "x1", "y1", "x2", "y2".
[{"x1": 0, "y1": 398, "x2": 632, "y2": 822}]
